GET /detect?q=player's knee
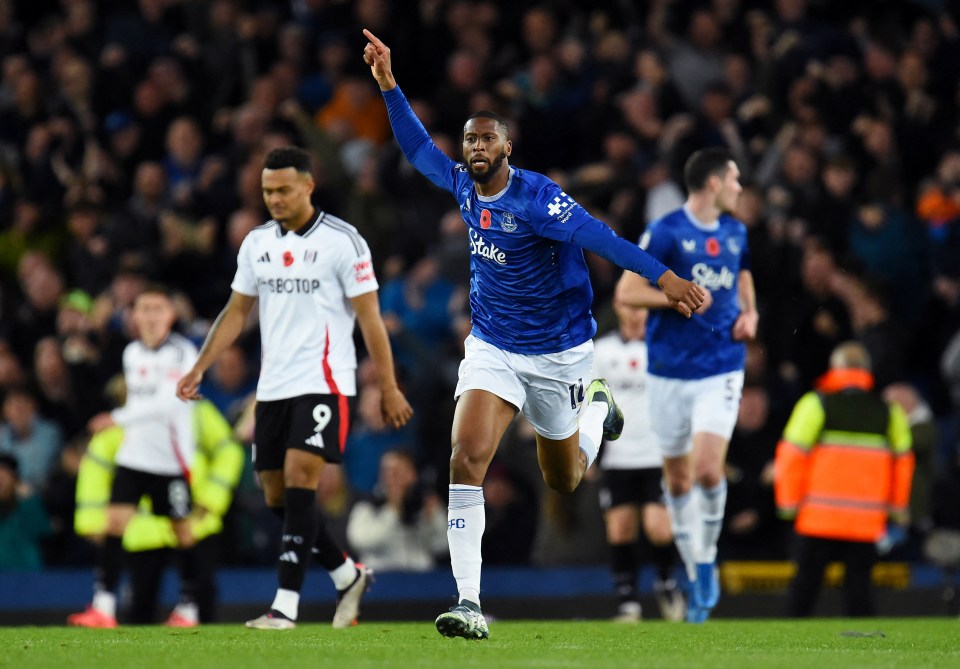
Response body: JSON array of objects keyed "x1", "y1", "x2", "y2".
[
  {"x1": 449, "y1": 443, "x2": 489, "y2": 484},
  {"x1": 696, "y1": 469, "x2": 724, "y2": 489},
  {"x1": 646, "y1": 524, "x2": 673, "y2": 546},
  {"x1": 262, "y1": 487, "x2": 285, "y2": 508},
  {"x1": 663, "y1": 475, "x2": 691, "y2": 497}
]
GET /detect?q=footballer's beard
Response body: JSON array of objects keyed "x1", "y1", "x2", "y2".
[{"x1": 467, "y1": 150, "x2": 507, "y2": 185}]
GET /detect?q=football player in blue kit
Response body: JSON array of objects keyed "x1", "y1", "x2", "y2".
[
  {"x1": 363, "y1": 29, "x2": 706, "y2": 639},
  {"x1": 616, "y1": 147, "x2": 758, "y2": 623}
]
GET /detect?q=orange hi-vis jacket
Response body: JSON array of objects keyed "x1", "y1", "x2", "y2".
[{"x1": 774, "y1": 368, "x2": 914, "y2": 543}]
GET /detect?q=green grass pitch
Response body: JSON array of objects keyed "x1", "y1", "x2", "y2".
[{"x1": 3, "y1": 619, "x2": 958, "y2": 669}]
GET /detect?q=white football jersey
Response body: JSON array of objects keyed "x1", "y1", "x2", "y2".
[
  {"x1": 113, "y1": 333, "x2": 199, "y2": 475},
  {"x1": 593, "y1": 330, "x2": 661, "y2": 469},
  {"x1": 232, "y1": 210, "x2": 378, "y2": 400}
]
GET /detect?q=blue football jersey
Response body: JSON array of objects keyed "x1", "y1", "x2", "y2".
[
  {"x1": 639, "y1": 207, "x2": 751, "y2": 379},
  {"x1": 384, "y1": 89, "x2": 606, "y2": 354}
]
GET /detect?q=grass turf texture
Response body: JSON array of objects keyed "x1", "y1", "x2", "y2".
[{"x1": 3, "y1": 619, "x2": 957, "y2": 669}]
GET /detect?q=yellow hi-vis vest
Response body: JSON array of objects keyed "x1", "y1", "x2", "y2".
[{"x1": 74, "y1": 399, "x2": 245, "y2": 551}]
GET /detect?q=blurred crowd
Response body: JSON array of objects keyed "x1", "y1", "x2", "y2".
[{"x1": 2, "y1": 0, "x2": 960, "y2": 578}]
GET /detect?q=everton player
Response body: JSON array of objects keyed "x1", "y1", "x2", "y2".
[
  {"x1": 616, "y1": 147, "x2": 758, "y2": 623},
  {"x1": 363, "y1": 29, "x2": 706, "y2": 640}
]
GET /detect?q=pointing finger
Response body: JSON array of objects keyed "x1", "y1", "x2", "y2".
[{"x1": 363, "y1": 28, "x2": 386, "y2": 48}]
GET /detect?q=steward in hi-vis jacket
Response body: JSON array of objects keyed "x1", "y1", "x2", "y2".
[{"x1": 774, "y1": 341, "x2": 913, "y2": 617}]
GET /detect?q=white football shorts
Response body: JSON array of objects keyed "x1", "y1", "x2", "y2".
[
  {"x1": 454, "y1": 334, "x2": 594, "y2": 440},
  {"x1": 646, "y1": 370, "x2": 745, "y2": 458}
]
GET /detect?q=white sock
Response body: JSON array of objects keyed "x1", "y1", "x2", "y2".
[
  {"x1": 698, "y1": 480, "x2": 727, "y2": 564},
  {"x1": 578, "y1": 400, "x2": 606, "y2": 468},
  {"x1": 448, "y1": 484, "x2": 485, "y2": 607},
  {"x1": 329, "y1": 556, "x2": 358, "y2": 590},
  {"x1": 92, "y1": 589, "x2": 117, "y2": 618},
  {"x1": 172, "y1": 601, "x2": 198, "y2": 623},
  {"x1": 663, "y1": 486, "x2": 702, "y2": 582},
  {"x1": 270, "y1": 588, "x2": 300, "y2": 620}
]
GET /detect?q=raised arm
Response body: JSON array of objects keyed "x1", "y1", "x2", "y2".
[
  {"x1": 176, "y1": 291, "x2": 256, "y2": 401},
  {"x1": 363, "y1": 28, "x2": 396, "y2": 92},
  {"x1": 351, "y1": 290, "x2": 413, "y2": 429},
  {"x1": 363, "y1": 29, "x2": 457, "y2": 192}
]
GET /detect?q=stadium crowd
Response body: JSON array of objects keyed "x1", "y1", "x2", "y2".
[{"x1": 1, "y1": 0, "x2": 960, "y2": 585}]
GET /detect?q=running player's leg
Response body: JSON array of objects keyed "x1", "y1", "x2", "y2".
[
  {"x1": 688, "y1": 371, "x2": 742, "y2": 615},
  {"x1": 603, "y1": 496, "x2": 642, "y2": 621},
  {"x1": 662, "y1": 452, "x2": 699, "y2": 580},
  {"x1": 691, "y1": 431, "x2": 729, "y2": 570},
  {"x1": 69, "y1": 465, "x2": 142, "y2": 627},
  {"x1": 436, "y1": 338, "x2": 520, "y2": 639},
  {"x1": 99, "y1": 503, "x2": 137, "y2": 613},
  {"x1": 447, "y1": 389, "x2": 515, "y2": 604},
  {"x1": 526, "y1": 340, "x2": 603, "y2": 493},
  {"x1": 642, "y1": 499, "x2": 685, "y2": 621},
  {"x1": 165, "y1": 476, "x2": 200, "y2": 627},
  {"x1": 435, "y1": 389, "x2": 515, "y2": 640}
]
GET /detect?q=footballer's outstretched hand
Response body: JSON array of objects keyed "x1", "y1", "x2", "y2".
[
  {"x1": 657, "y1": 270, "x2": 708, "y2": 318},
  {"x1": 363, "y1": 29, "x2": 396, "y2": 91}
]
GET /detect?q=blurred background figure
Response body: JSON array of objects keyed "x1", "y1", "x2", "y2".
[
  {"x1": 722, "y1": 384, "x2": 788, "y2": 561},
  {"x1": 775, "y1": 342, "x2": 914, "y2": 617},
  {"x1": 346, "y1": 449, "x2": 447, "y2": 572},
  {"x1": 0, "y1": 385, "x2": 62, "y2": 494},
  {"x1": 73, "y1": 399, "x2": 243, "y2": 623},
  {"x1": 0, "y1": 453, "x2": 51, "y2": 571},
  {"x1": 593, "y1": 298, "x2": 684, "y2": 622},
  {"x1": 882, "y1": 382, "x2": 938, "y2": 543}
]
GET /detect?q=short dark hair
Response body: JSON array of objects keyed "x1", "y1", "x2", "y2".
[
  {"x1": 683, "y1": 147, "x2": 734, "y2": 192},
  {"x1": 136, "y1": 282, "x2": 175, "y2": 303},
  {"x1": 466, "y1": 110, "x2": 509, "y2": 139},
  {"x1": 263, "y1": 146, "x2": 313, "y2": 174}
]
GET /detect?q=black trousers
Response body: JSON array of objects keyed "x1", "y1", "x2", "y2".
[
  {"x1": 125, "y1": 536, "x2": 219, "y2": 624},
  {"x1": 786, "y1": 534, "x2": 878, "y2": 617}
]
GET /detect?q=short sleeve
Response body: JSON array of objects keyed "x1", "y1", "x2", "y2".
[
  {"x1": 337, "y1": 235, "x2": 379, "y2": 298},
  {"x1": 230, "y1": 235, "x2": 258, "y2": 297}
]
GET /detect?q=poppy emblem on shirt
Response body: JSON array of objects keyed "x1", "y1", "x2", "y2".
[
  {"x1": 706, "y1": 237, "x2": 721, "y2": 257},
  {"x1": 480, "y1": 209, "x2": 491, "y2": 229},
  {"x1": 283, "y1": 251, "x2": 294, "y2": 267}
]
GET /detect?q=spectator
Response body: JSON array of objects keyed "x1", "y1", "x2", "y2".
[
  {"x1": 883, "y1": 382, "x2": 938, "y2": 537},
  {"x1": 342, "y1": 360, "x2": 416, "y2": 495},
  {"x1": 723, "y1": 385, "x2": 787, "y2": 561},
  {"x1": 198, "y1": 344, "x2": 256, "y2": 423},
  {"x1": 0, "y1": 385, "x2": 62, "y2": 493},
  {"x1": 481, "y1": 461, "x2": 538, "y2": 566},
  {"x1": 0, "y1": 453, "x2": 51, "y2": 571},
  {"x1": 346, "y1": 449, "x2": 447, "y2": 572}
]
